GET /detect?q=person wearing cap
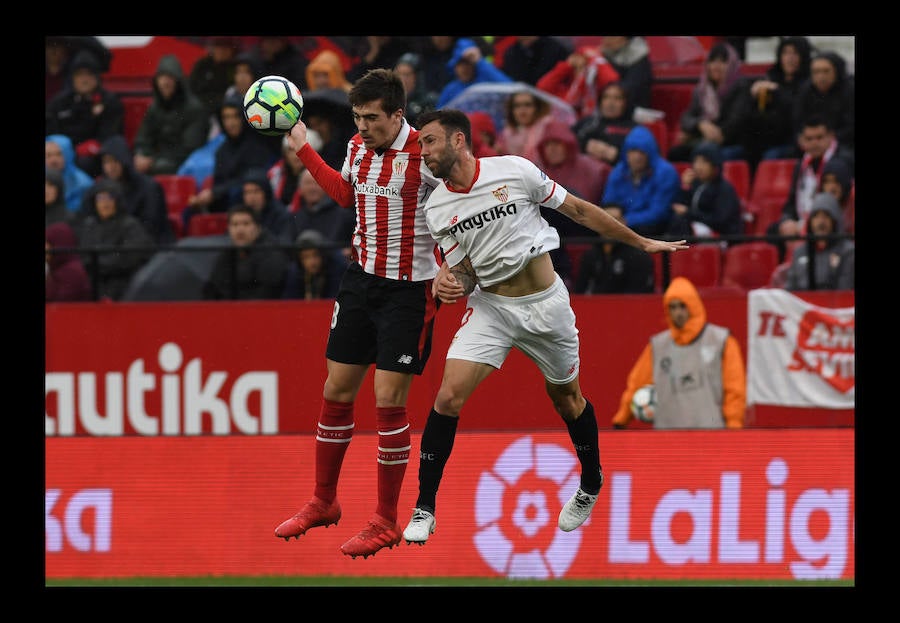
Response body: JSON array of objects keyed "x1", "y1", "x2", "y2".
[
  {"x1": 782, "y1": 192, "x2": 854, "y2": 291},
  {"x1": 133, "y1": 54, "x2": 210, "y2": 176},
  {"x1": 282, "y1": 229, "x2": 349, "y2": 300},
  {"x1": 667, "y1": 140, "x2": 743, "y2": 240},
  {"x1": 46, "y1": 49, "x2": 125, "y2": 178}
]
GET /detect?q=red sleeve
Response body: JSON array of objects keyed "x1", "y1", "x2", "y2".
[
  {"x1": 296, "y1": 143, "x2": 355, "y2": 208},
  {"x1": 535, "y1": 61, "x2": 573, "y2": 99}
]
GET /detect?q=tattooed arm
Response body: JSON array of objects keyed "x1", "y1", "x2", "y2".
[{"x1": 433, "y1": 256, "x2": 478, "y2": 304}]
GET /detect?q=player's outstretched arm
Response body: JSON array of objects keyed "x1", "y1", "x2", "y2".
[{"x1": 557, "y1": 193, "x2": 689, "y2": 254}]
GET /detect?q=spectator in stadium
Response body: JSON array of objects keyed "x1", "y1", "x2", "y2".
[
  {"x1": 599, "y1": 36, "x2": 654, "y2": 110},
  {"x1": 767, "y1": 115, "x2": 854, "y2": 260},
  {"x1": 291, "y1": 168, "x2": 355, "y2": 257},
  {"x1": 612, "y1": 276, "x2": 746, "y2": 429},
  {"x1": 535, "y1": 118, "x2": 608, "y2": 216},
  {"x1": 466, "y1": 111, "x2": 499, "y2": 157},
  {"x1": 46, "y1": 169, "x2": 79, "y2": 233},
  {"x1": 436, "y1": 38, "x2": 513, "y2": 108},
  {"x1": 742, "y1": 36, "x2": 813, "y2": 169},
  {"x1": 667, "y1": 42, "x2": 751, "y2": 164},
  {"x1": 91, "y1": 134, "x2": 174, "y2": 245},
  {"x1": 202, "y1": 203, "x2": 290, "y2": 300},
  {"x1": 224, "y1": 49, "x2": 264, "y2": 102},
  {"x1": 666, "y1": 141, "x2": 743, "y2": 240},
  {"x1": 414, "y1": 36, "x2": 492, "y2": 104},
  {"x1": 346, "y1": 36, "x2": 409, "y2": 83},
  {"x1": 602, "y1": 124, "x2": 680, "y2": 236},
  {"x1": 395, "y1": 52, "x2": 437, "y2": 128},
  {"x1": 574, "y1": 204, "x2": 655, "y2": 295},
  {"x1": 240, "y1": 167, "x2": 296, "y2": 245},
  {"x1": 46, "y1": 37, "x2": 74, "y2": 103},
  {"x1": 188, "y1": 36, "x2": 241, "y2": 135},
  {"x1": 268, "y1": 134, "x2": 307, "y2": 212},
  {"x1": 46, "y1": 49, "x2": 125, "y2": 178},
  {"x1": 494, "y1": 89, "x2": 554, "y2": 164},
  {"x1": 78, "y1": 179, "x2": 155, "y2": 301},
  {"x1": 792, "y1": 50, "x2": 855, "y2": 156},
  {"x1": 281, "y1": 229, "x2": 349, "y2": 300},
  {"x1": 255, "y1": 36, "x2": 310, "y2": 90},
  {"x1": 182, "y1": 92, "x2": 279, "y2": 230},
  {"x1": 536, "y1": 45, "x2": 620, "y2": 120},
  {"x1": 818, "y1": 156, "x2": 854, "y2": 235},
  {"x1": 573, "y1": 81, "x2": 637, "y2": 168},
  {"x1": 46, "y1": 221, "x2": 92, "y2": 303},
  {"x1": 46, "y1": 134, "x2": 94, "y2": 215},
  {"x1": 306, "y1": 48, "x2": 353, "y2": 93},
  {"x1": 133, "y1": 54, "x2": 210, "y2": 176},
  {"x1": 782, "y1": 192, "x2": 854, "y2": 292},
  {"x1": 500, "y1": 36, "x2": 571, "y2": 86}
]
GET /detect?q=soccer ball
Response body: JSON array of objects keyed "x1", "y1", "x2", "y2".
[
  {"x1": 630, "y1": 385, "x2": 657, "y2": 423},
  {"x1": 243, "y1": 75, "x2": 304, "y2": 136}
]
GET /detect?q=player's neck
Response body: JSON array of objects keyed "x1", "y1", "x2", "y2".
[{"x1": 446, "y1": 153, "x2": 478, "y2": 191}]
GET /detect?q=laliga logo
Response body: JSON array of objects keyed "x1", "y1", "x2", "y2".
[
  {"x1": 473, "y1": 436, "x2": 584, "y2": 579},
  {"x1": 789, "y1": 309, "x2": 854, "y2": 393}
]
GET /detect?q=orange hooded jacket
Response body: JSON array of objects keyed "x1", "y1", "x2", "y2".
[{"x1": 611, "y1": 276, "x2": 746, "y2": 428}]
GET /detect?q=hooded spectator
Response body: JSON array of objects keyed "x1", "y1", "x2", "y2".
[
  {"x1": 46, "y1": 222, "x2": 92, "y2": 302},
  {"x1": 783, "y1": 192, "x2": 854, "y2": 291},
  {"x1": 46, "y1": 134, "x2": 94, "y2": 215}
]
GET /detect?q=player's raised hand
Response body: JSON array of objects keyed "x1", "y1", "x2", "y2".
[{"x1": 286, "y1": 120, "x2": 308, "y2": 152}]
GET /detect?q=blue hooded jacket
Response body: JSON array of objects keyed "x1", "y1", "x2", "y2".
[
  {"x1": 601, "y1": 125, "x2": 679, "y2": 234},
  {"x1": 436, "y1": 38, "x2": 513, "y2": 108},
  {"x1": 46, "y1": 133, "x2": 95, "y2": 214}
]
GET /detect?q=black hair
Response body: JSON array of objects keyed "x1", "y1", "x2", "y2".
[
  {"x1": 227, "y1": 203, "x2": 260, "y2": 224},
  {"x1": 416, "y1": 109, "x2": 472, "y2": 148},
  {"x1": 349, "y1": 68, "x2": 406, "y2": 116}
]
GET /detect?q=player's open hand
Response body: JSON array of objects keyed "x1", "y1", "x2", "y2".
[{"x1": 644, "y1": 238, "x2": 690, "y2": 254}]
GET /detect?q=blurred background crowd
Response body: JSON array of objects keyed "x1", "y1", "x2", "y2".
[{"x1": 45, "y1": 35, "x2": 855, "y2": 303}]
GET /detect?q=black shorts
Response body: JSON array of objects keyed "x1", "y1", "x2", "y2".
[{"x1": 325, "y1": 262, "x2": 439, "y2": 374}]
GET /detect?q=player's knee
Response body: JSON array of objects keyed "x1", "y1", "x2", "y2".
[{"x1": 434, "y1": 388, "x2": 465, "y2": 417}]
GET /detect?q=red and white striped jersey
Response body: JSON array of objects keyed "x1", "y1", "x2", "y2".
[{"x1": 341, "y1": 120, "x2": 441, "y2": 282}]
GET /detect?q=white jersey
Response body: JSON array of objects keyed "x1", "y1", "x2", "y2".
[
  {"x1": 341, "y1": 119, "x2": 441, "y2": 282},
  {"x1": 424, "y1": 155, "x2": 568, "y2": 288}
]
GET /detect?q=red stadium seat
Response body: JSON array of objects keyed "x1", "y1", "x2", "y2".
[
  {"x1": 721, "y1": 242, "x2": 779, "y2": 291},
  {"x1": 669, "y1": 243, "x2": 722, "y2": 288},
  {"x1": 122, "y1": 96, "x2": 152, "y2": 149},
  {"x1": 748, "y1": 158, "x2": 797, "y2": 206},
  {"x1": 747, "y1": 197, "x2": 786, "y2": 236},
  {"x1": 641, "y1": 119, "x2": 668, "y2": 154},
  {"x1": 187, "y1": 213, "x2": 229, "y2": 237},
  {"x1": 155, "y1": 174, "x2": 197, "y2": 216},
  {"x1": 722, "y1": 160, "x2": 751, "y2": 202}
]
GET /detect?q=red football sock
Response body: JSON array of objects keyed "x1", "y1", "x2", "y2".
[
  {"x1": 312, "y1": 399, "x2": 354, "y2": 504},
  {"x1": 374, "y1": 406, "x2": 410, "y2": 523}
]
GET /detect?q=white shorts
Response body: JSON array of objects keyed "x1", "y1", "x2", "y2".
[{"x1": 445, "y1": 274, "x2": 580, "y2": 384}]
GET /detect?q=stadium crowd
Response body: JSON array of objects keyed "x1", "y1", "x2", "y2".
[{"x1": 45, "y1": 35, "x2": 854, "y2": 302}]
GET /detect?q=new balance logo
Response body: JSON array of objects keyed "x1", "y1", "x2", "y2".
[{"x1": 397, "y1": 355, "x2": 413, "y2": 364}]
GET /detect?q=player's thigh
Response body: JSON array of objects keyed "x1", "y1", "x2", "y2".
[
  {"x1": 517, "y1": 289, "x2": 580, "y2": 385},
  {"x1": 434, "y1": 358, "x2": 495, "y2": 416},
  {"x1": 326, "y1": 266, "x2": 377, "y2": 366},
  {"x1": 445, "y1": 294, "x2": 514, "y2": 370},
  {"x1": 373, "y1": 280, "x2": 435, "y2": 374}
]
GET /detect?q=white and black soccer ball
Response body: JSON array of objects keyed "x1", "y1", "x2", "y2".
[
  {"x1": 243, "y1": 75, "x2": 304, "y2": 136},
  {"x1": 630, "y1": 384, "x2": 657, "y2": 423}
]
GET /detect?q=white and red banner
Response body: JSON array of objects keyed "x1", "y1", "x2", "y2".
[{"x1": 747, "y1": 289, "x2": 854, "y2": 408}]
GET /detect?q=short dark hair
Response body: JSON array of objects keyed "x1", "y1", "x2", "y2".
[
  {"x1": 416, "y1": 109, "x2": 472, "y2": 148},
  {"x1": 801, "y1": 113, "x2": 832, "y2": 132},
  {"x1": 227, "y1": 203, "x2": 259, "y2": 224},
  {"x1": 349, "y1": 68, "x2": 406, "y2": 116}
]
